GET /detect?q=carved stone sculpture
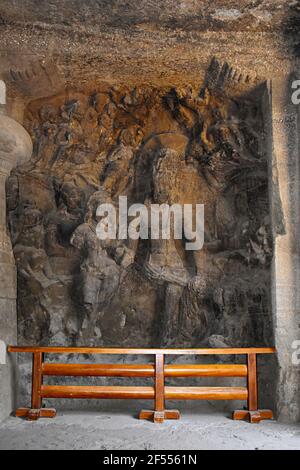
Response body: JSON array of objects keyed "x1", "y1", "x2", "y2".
[
  {"x1": 6, "y1": 78, "x2": 273, "y2": 349},
  {"x1": 70, "y1": 190, "x2": 120, "y2": 343}
]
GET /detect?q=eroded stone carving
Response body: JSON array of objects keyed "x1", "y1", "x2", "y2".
[
  {"x1": 71, "y1": 190, "x2": 120, "y2": 344},
  {"x1": 6, "y1": 79, "x2": 273, "y2": 348}
]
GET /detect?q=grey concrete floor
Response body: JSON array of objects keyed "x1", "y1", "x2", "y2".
[{"x1": 0, "y1": 406, "x2": 299, "y2": 450}]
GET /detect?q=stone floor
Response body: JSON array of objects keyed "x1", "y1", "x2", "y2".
[{"x1": 0, "y1": 405, "x2": 299, "y2": 450}]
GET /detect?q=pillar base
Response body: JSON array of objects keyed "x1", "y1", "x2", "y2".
[
  {"x1": 139, "y1": 409, "x2": 180, "y2": 423},
  {"x1": 16, "y1": 407, "x2": 57, "y2": 421},
  {"x1": 232, "y1": 409, "x2": 273, "y2": 423}
]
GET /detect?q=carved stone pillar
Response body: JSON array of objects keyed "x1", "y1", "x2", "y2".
[{"x1": 0, "y1": 81, "x2": 32, "y2": 422}]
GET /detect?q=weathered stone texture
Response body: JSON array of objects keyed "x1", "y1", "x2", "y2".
[
  {"x1": 0, "y1": 1, "x2": 299, "y2": 91},
  {"x1": 6, "y1": 76, "x2": 273, "y2": 355},
  {"x1": 1, "y1": 0, "x2": 300, "y2": 422},
  {"x1": 0, "y1": 82, "x2": 32, "y2": 422},
  {"x1": 269, "y1": 76, "x2": 300, "y2": 423}
]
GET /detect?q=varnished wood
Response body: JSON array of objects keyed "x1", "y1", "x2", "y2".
[
  {"x1": 9, "y1": 346, "x2": 276, "y2": 424},
  {"x1": 165, "y1": 386, "x2": 248, "y2": 400},
  {"x1": 41, "y1": 385, "x2": 155, "y2": 399},
  {"x1": 139, "y1": 409, "x2": 180, "y2": 421},
  {"x1": 41, "y1": 385, "x2": 248, "y2": 401},
  {"x1": 247, "y1": 353, "x2": 258, "y2": 411},
  {"x1": 232, "y1": 409, "x2": 273, "y2": 422},
  {"x1": 42, "y1": 363, "x2": 248, "y2": 377},
  {"x1": 139, "y1": 353, "x2": 181, "y2": 423},
  {"x1": 155, "y1": 354, "x2": 164, "y2": 413},
  {"x1": 16, "y1": 407, "x2": 56, "y2": 420},
  {"x1": 231, "y1": 354, "x2": 273, "y2": 423},
  {"x1": 165, "y1": 364, "x2": 248, "y2": 377},
  {"x1": 31, "y1": 352, "x2": 43, "y2": 410},
  {"x1": 8, "y1": 346, "x2": 276, "y2": 355},
  {"x1": 42, "y1": 363, "x2": 155, "y2": 377}
]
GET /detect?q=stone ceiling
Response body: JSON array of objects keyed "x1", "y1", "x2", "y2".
[
  {"x1": 0, "y1": 1, "x2": 299, "y2": 95},
  {"x1": 0, "y1": 0, "x2": 297, "y2": 32}
]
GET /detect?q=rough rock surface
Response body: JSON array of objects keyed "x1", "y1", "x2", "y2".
[
  {"x1": 0, "y1": 0, "x2": 299, "y2": 91},
  {"x1": 2, "y1": 0, "x2": 293, "y2": 417},
  {"x1": 6, "y1": 68, "x2": 273, "y2": 351}
]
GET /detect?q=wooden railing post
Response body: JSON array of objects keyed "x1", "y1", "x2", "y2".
[
  {"x1": 139, "y1": 353, "x2": 180, "y2": 423},
  {"x1": 31, "y1": 352, "x2": 43, "y2": 412},
  {"x1": 153, "y1": 353, "x2": 165, "y2": 423},
  {"x1": 16, "y1": 352, "x2": 56, "y2": 420},
  {"x1": 247, "y1": 353, "x2": 258, "y2": 412},
  {"x1": 233, "y1": 353, "x2": 273, "y2": 423}
]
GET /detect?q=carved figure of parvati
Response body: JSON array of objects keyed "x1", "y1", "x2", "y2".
[
  {"x1": 70, "y1": 190, "x2": 119, "y2": 343},
  {"x1": 69, "y1": 189, "x2": 132, "y2": 343},
  {"x1": 6, "y1": 78, "x2": 273, "y2": 348}
]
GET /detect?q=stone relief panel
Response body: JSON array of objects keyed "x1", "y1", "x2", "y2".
[{"x1": 6, "y1": 81, "x2": 273, "y2": 348}]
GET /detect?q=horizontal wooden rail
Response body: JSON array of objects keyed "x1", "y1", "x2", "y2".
[
  {"x1": 165, "y1": 386, "x2": 248, "y2": 400},
  {"x1": 8, "y1": 346, "x2": 276, "y2": 355},
  {"x1": 166, "y1": 364, "x2": 248, "y2": 377},
  {"x1": 40, "y1": 385, "x2": 248, "y2": 401},
  {"x1": 41, "y1": 385, "x2": 155, "y2": 400},
  {"x1": 42, "y1": 363, "x2": 155, "y2": 377},
  {"x1": 42, "y1": 363, "x2": 248, "y2": 377},
  {"x1": 8, "y1": 346, "x2": 276, "y2": 423}
]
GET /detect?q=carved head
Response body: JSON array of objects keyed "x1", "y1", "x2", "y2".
[
  {"x1": 59, "y1": 182, "x2": 83, "y2": 211},
  {"x1": 39, "y1": 105, "x2": 57, "y2": 123},
  {"x1": 85, "y1": 188, "x2": 113, "y2": 223}
]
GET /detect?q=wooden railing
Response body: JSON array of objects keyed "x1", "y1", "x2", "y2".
[{"x1": 8, "y1": 346, "x2": 276, "y2": 423}]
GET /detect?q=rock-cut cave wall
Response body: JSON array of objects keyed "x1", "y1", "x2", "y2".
[{"x1": 6, "y1": 80, "x2": 274, "y2": 350}]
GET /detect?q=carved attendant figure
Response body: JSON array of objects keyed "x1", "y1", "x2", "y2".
[{"x1": 70, "y1": 188, "x2": 133, "y2": 343}]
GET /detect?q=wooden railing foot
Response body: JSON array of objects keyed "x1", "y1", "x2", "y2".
[
  {"x1": 16, "y1": 407, "x2": 56, "y2": 420},
  {"x1": 163, "y1": 409, "x2": 180, "y2": 420},
  {"x1": 232, "y1": 409, "x2": 273, "y2": 423},
  {"x1": 139, "y1": 409, "x2": 180, "y2": 423}
]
